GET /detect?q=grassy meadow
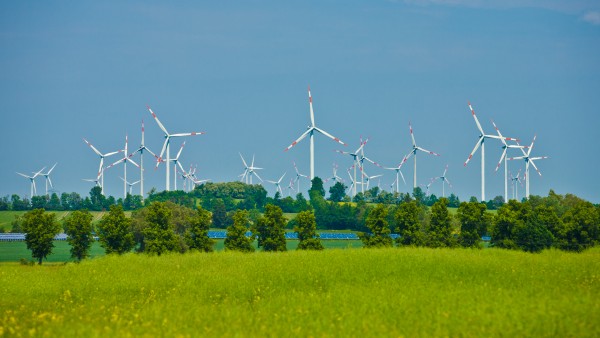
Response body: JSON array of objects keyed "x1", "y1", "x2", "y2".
[{"x1": 1, "y1": 248, "x2": 598, "y2": 337}]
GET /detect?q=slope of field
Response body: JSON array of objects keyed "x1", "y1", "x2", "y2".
[{"x1": 1, "y1": 248, "x2": 598, "y2": 337}]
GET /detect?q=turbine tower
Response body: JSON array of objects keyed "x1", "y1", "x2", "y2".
[
  {"x1": 463, "y1": 102, "x2": 502, "y2": 202},
  {"x1": 16, "y1": 166, "x2": 46, "y2": 197},
  {"x1": 509, "y1": 169, "x2": 523, "y2": 201},
  {"x1": 293, "y1": 161, "x2": 309, "y2": 194},
  {"x1": 239, "y1": 153, "x2": 263, "y2": 184},
  {"x1": 336, "y1": 138, "x2": 368, "y2": 196},
  {"x1": 491, "y1": 120, "x2": 523, "y2": 203},
  {"x1": 266, "y1": 172, "x2": 286, "y2": 196},
  {"x1": 39, "y1": 163, "x2": 58, "y2": 196},
  {"x1": 147, "y1": 106, "x2": 205, "y2": 191},
  {"x1": 284, "y1": 86, "x2": 346, "y2": 180},
  {"x1": 132, "y1": 120, "x2": 157, "y2": 198},
  {"x1": 120, "y1": 177, "x2": 141, "y2": 196},
  {"x1": 508, "y1": 135, "x2": 548, "y2": 199},
  {"x1": 83, "y1": 138, "x2": 122, "y2": 195},
  {"x1": 402, "y1": 122, "x2": 440, "y2": 190},
  {"x1": 431, "y1": 165, "x2": 452, "y2": 198},
  {"x1": 106, "y1": 135, "x2": 140, "y2": 199},
  {"x1": 383, "y1": 160, "x2": 407, "y2": 194}
]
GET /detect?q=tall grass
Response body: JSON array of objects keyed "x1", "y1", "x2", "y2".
[{"x1": 1, "y1": 248, "x2": 598, "y2": 337}]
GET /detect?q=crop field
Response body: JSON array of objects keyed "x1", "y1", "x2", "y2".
[{"x1": 1, "y1": 248, "x2": 598, "y2": 337}]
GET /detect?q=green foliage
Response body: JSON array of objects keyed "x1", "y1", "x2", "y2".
[
  {"x1": 360, "y1": 204, "x2": 393, "y2": 248},
  {"x1": 63, "y1": 210, "x2": 94, "y2": 261},
  {"x1": 211, "y1": 199, "x2": 228, "y2": 228},
  {"x1": 97, "y1": 205, "x2": 135, "y2": 255},
  {"x1": 426, "y1": 198, "x2": 457, "y2": 248},
  {"x1": 225, "y1": 210, "x2": 255, "y2": 252},
  {"x1": 185, "y1": 206, "x2": 215, "y2": 252},
  {"x1": 491, "y1": 200, "x2": 524, "y2": 249},
  {"x1": 294, "y1": 210, "x2": 323, "y2": 250},
  {"x1": 252, "y1": 204, "x2": 287, "y2": 251},
  {"x1": 492, "y1": 200, "x2": 554, "y2": 253},
  {"x1": 143, "y1": 202, "x2": 180, "y2": 255},
  {"x1": 309, "y1": 177, "x2": 325, "y2": 198},
  {"x1": 394, "y1": 201, "x2": 425, "y2": 246},
  {"x1": 21, "y1": 209, "x2": 61, "y2": 264},
  {"x1": 557, "y1": 199, "x2": 600, "y2": 252},
  {"x1": 412, "y1": 187, "x2": 426, "y2": 205},
  {"x1": 457, "y1": 201, "x2": 487, "y2": 248}
]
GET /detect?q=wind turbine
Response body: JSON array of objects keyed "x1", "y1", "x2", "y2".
[
  {"x1": 83, "y1": 138, "x2": 122, "y2": 195},
  {"x1": 105, "y1": 135, "x2": 140, "y2": 199},
  {"x1": 509, "y1": 169, "x2": 523, "y2": 201},
  {"x1": 82, "y1": 178, "x2": 100, "y2": 187},
  {"x1": 336, "y1": 137, "x2": 370, "y2": 196},
  {"x1": 324, "y1": 163, "x2": 344, "y2": 184},
  {"x1": 463, "y1": 102, "x2": 503, "y2": 202},
  {"x1": 402, "y1": 122, "x2": 440, "y2": 190},
  {"x1": 383, "y1": 160, "x2": 407, "y2": 194},
  {"x1": 120, "y1": 177, "x2": 141, "y2": 196},
  {"x1": 39, "y1": 163, "x2": 58, "y2": 196},
  {"x1": 491, "y1": 120, "x2": 523, "y2": 203},
  {"x1": 266, "y1": 172, "x2": 286, "y2": 196},
  {"x1": 16, "y1": 166, "x2": 46, "y2": 197},
  {"x1": 286, "y1": 178, "x2": 295, "y2": 197},
  {"x1": 239, "y1": 153, "x2": 263, "y2": 184},
  {"x1": 293, "y1": 161, "x2": 309, "y2": 193},
  {"x1": 147, "y1": 105, "x2": 205, "y2": 191},
  {"x1": 508, "y1": 135, "x2": 548, "y2": 199},
  {"x1": 284, "y1": 86, "x2": 346, "y2": 180},
  {"x1": 164, "y1": 141, "x2": 186, "y2": 191},
  {"x1": 431, "y1": 165, "x2": 452, "y2": 198},
  {"x1": 131, "y1": 120, "x2": 157, "y2": 198},
  {"x1": 359, "y1": 167, "x2": 382, "y2": 190}
]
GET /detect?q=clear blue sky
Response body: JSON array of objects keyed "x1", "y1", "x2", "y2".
[{"x1": 1, "y1": 0, "x2": 599, "y2": 202}]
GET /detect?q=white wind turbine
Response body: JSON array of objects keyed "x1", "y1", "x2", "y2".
[
  {"x1": 336, "y1": 137, "x2": 369, "y2": 196},
  {"x1": 82, "y1": 178, "x2": 100, "y2": 187},
  {"x1": 286, "y1": 178, "x2": 295, "y2": 197},
  {"x1": 324, "y1": 163, "x2": 344, "y2": 184},
  {"x1": 83, "y1": 138, "x2": 122, "y2": 195},
  {"x1": 39, "y1": 163, "x2": 58, "y2": 196},
  {"x1": 284, "y1": 86, "x2": 346, "y2": 180},
  {"x1": 239, "y1": 153, "x2": 263, "y2": 184},
  {"x1": 431, "y1": 165, "x2": 452, "y2": 198},
  {"x1": 509, "y1": 169, "x2": 523, "y2": 201},
  {"x1": 346, "y1": 167, "x2": 361, "y2": 195},
  {"x1": 16, "y1": 166, "x2": 46, "y2": 197},
  {"x1": 491, "y1": 120, "x2": 524, "y2": 203},
  {"x1": 147, "y1": 106, "x2": 205, "y2": 191},
  {"x1": 131, "y1": 120, "x2": 157, "y2": 198},
  {"x1": 266, "y1": 172, "x2": 286, "y2": 196},
  {"x1": 383, "y1": 160, "x2": 407, "y2": 194},
  {"x1": 165, "y1": 141, "x2": 186, "y2": 191},
  {"x1": 293, "y1": 161, "x2": 309, "y2": 193},
  {"x1": 359, "y1": 167, "x2": 382, "y2": 190},
  {"x1": 508, "y1": 135, "x2": 548, "y2": 199},
  {"x1": 402, "y1": 122, "x2": 440, "y2": 190},
  {"x1": 463, "y1": 102, "x2": 503, "y2": 202},
  {"x1": 120, "y1": 177, "x2": 141, "y2": 196},
  {"x1": 105, "y1": 135, "x2": 140, "y2": 199}
]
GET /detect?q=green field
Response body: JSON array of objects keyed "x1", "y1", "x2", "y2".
[{"x1": 1, "y1": 248, "x2": 598, "y2": 337}]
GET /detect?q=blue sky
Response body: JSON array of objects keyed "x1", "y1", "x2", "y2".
[{"x1": 1, "y1": 0, "x2": 599, "y2": 202}]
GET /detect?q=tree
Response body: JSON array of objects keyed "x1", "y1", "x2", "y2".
[
  {"x1": 309, "y1": 177, "x2": 325, "y2": 198},
  {"x1": 224, "y1": 210, "x2": 255, "y2": 252},
  {"x1": 491, "y1": 200, "x2": 525, "y2": 249},
  {"x1": 457, "y1": 201, "x2": 487, "y2": 248},
  {"x1": 328, "y1": 182, "x2": 347, "y2": 202},
  {"x1": 426, "y1": 198, "x2": 456, "y2": 248},
  {"x1": 47, "y1": 193, "x2": 62, "y2": 210},
  {"x1": 514, "y1": 213, "x2": 553, "y2": 253},
  {"x1": 143, "y1": 202, "x2": 179, "y2": 255},
  {"x1": 394, "y1": 201, "x2": 425, "y2": 246},
  {"x1": 97, "y1": 204, "x2": 135, "y2": 255},
  {"x1": 412, "y1": 187, "x2": 426, "y2": 205},
  {"x1": 252, "y1": 204, "x2": 287, "y2": 251},
  {"x1": 212, "y1": 199, "x2": 228, "y2": 228},
  {"x1": 359, "y1": 204, "x2": 393, "y2": 248},
  {"x1": 89, "y1": 186, "x2": 105, "y2": 211},
  {"x1": 21, "y1": 209, "x2": 61, "y2": 264},
  {"x1": 63, "y1": 210, "x2": 94, "y2": 261},
  {"x1": 557, "y1": 199, "x2": 599, "y2": 252},
  {"x1": 294, "y1": 210, "x2": 323, "y2": 250},
  {"x1": 185, "y1": 206, "x2": 215, "y2": 252}
]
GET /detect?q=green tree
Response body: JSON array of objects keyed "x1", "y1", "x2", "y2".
[
  {"x1": 491, "y1": 200, "x2": 524, "y2": 249},
  {"x1": 21, "y1": 209, "x2": 61, "y2": 264},
  {"x1": 212, "y1": 199, "x2": 228, "y2": 228},
  {"x1": 309, "y1": 177, "x2": 326, "y2": 198},
  {"x1": 514, "y1": 213, "x2": 553, "y2": 253},
  {"x1": 359, "y1": 204, "x2": 393, "y2": 248},
  {"x1": 328, "y1": 182, "x2": 347, "y2": 203},
  {"x1": 557, "y1": 199, "x2": 599, "y2": 252},
  {"x1": 63, "y1": 210, "x2": 94, "y2": 261},
  {"x1": 412, "y1": 187, "x2": 426, "y2": 205},
  {"x1": 252, "y1": 204, "x2": 287, "y2": 251},
  {"x1": 185, "y1": 206, "x2": 215, "y2": 252},
  {"x1": 294, "y1": 210, "x2": 323, "y2": 250},
  {"x1": 457, "y1": 201, "x2": 487, "y2": 248},
  {"x1": 225, "y1": 210, "x2": 255, "y2": 252},
  {"x1": 394, "y1": 201, "x2": 425, "y2": 246},
  {"x1": 89, "y1": 186, "x2": 105, "y2": 211},
  {"x1": 426, "y1": 198, "x2": 456, "y2": 248},
  {"x1": 143, "y1": 202, "x2": 179, "y2": 255},
  {"x1": 97, "y1": 204, "x2": 135, "y2": 254}
]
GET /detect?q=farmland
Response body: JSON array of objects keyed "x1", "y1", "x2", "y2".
[{"x1": 1, "y1": 247, "x2": 599, "y2": 337}]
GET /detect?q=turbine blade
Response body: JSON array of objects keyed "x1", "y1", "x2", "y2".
[
  {"x1": 416, "y1": 146, "x2": 440, "y2": 156},
  {"x1": 308, "y1": 85, "x2": 315, "y2": 127},
  {"x1": 409, "y1": 122, "x2": 416, "y2": 147},
  {"x1": 147, "y1": 106, "x2": 169, "y2": 135},
  {"x1": 495, "y1": 149, "x2": 507, "y2": 172},
  {"x1": 171, "y1": 132, "x2": 205, "y2": 137},
  {"x1": 284, "y1": 129, "x2": 312, "y2": 151},
  {"x1": 314, "y1": 127, "x2": 346, "y2": 146},
  {"x1": 464, "y1": 137, "x2": 483, "y2": 166},
  {"x1": 468, "y1": 102, "x2": 485, "y2": 135},
  {"x1": 83, "y1": 138, "x2": 102, "y2": 156}
]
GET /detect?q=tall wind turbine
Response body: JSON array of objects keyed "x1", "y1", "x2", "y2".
[
  {"x1": 239, "y1": 153, "x2": 263, "y2": 184},
  {"x1": 266, "y1": 172, "x2": 286, "y2": 196},
  {"x1": 16, "y1": 166, "x2": 46, "y2": 197},
  {"x1": 284, "y1": 86, "x2": 346, "y2": 180},
  {"x1": 286, "y1": 178, "x2": 295, "y2": 197},
  {"x1": 509, "y1": 169, "x2": 523, "y2": 201},
  {"x1": 402, "y1": 122, "x2": 440, "y2": 190},
  {"x1": 106, "y1": 135, "x2": 140, "y2": 199},
  {"x1": 164, "y1": 141, "x2": 186, "y2": 191},
  {"x1": 463, "y1": 102, "x2": 502, "y2": 202},
  {"x1": 383, "y1": 160, "x2": 407, "y2": 194},
  {"x1": 324, "y1": 163, "x2": 344, "y2": 184},
  {"x1": 120, "y1": 177, "x2": 141, "y2": 196},
  {"x1": 491, "y1": 120, "x2": 523, "y2": 203},
  {"x1": 132, "y1": 120, "x2": 157, "y2": 198},
  {"x1": 293, "y1": 161, "x2": 309, "y2": 193},
  {"x1": 336, "y1": 137, "x2": 372, "y2": 196},
  {"x1": 508, "y1": 135, "x2": 548, "y2": 199},
  {"x1": 39, "y1": 163, "x2": 58, "y2": 196},
  {"x1": 83, "y1": 138, "x2": 122, "y2": 195},
  {"x1": 147, "y1": 106, "x2": 205, "y2": 191},
  {"x1": 431, "y1": 165, "x2": 452, "y2": 198},
  {"x1": 359, "y1": 167, "x2": 382, "y2": 190}
]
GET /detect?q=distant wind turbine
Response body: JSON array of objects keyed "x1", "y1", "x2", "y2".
[{"x1": 402, "y1": 122, "x2": 440, "y2": 190}]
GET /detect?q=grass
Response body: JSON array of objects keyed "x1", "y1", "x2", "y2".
[{"x1": 0, "y1": 248, "x2": 598, "y2": 337}]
